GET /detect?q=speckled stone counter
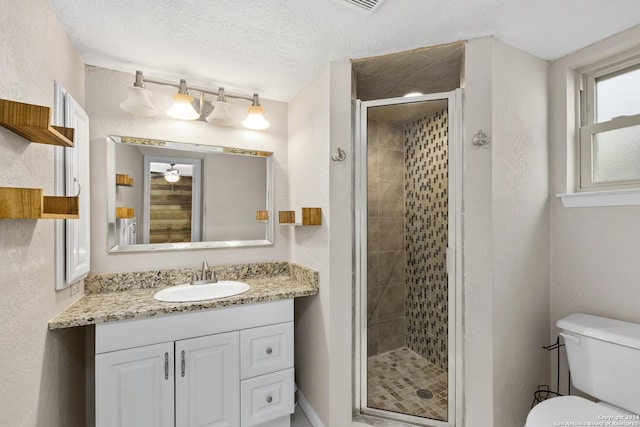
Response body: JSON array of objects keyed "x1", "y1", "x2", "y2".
[{"x1": 48, "y1": 262, "x2": 318, "y2": 329}]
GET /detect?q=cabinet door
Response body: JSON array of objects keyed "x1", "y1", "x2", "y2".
[
  {"x1": 176, "y1": 332, "x2": 240, "y2": 427},
  {"x1": 53, "y1": 82, "x2": 91, "y2": 289},
  {"x1": 96, "y1": 342, "x2": 174, "y2": 427},
  {"x1": 63, "y1": 94, "x2": 91, "y2": 283}
]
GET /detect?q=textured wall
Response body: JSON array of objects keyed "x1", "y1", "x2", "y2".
[
  {"x1": 490, "y1": 40, "x2": 550, "y2": 427},
  {"x1": 0, "y1": 0, "x2": 86, "y2": 425},
  {"x1": 461, "y1": 38, "x2": 496, "y2": 427},
  {"x1": 288, "y1": 64, "x2": 331, "y2": 426},
  {"x1": 367, "y1": 121, "x2": 406, "y2": 356},
  {"x1": 85, "y1": 66, "x2": 289, "y2": 273},
  {"x1": 405, "y1": 109, "x2": 449, "y2": 370}
]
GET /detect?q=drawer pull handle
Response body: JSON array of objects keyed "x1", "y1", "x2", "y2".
[
  {"x1": 266, "y1": 395, "x2": 273, "y2": 403},
  {"x1": 164, "y1": 352, "x2": 169, "y2": 380},
  {"x1": 181, "y1": 350, "x2": 186, "y2": 377},
  {"x1": 266, "y1": 347, "x2": 273, "y2": 355}
]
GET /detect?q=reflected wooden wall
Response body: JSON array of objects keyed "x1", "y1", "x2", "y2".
[{"x1": 149, "y1": 176, "x2": 192, "y2": 243}]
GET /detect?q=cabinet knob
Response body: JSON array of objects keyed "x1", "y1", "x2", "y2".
[
  {"x1": 266, "y1": 395, "x2": 272, "y2": 403},
  {"x1": 266, "y1": 347, "x2": 273, "y2": 355}
]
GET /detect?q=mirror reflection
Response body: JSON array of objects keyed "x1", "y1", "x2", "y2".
[{"x1": 107, "y1": 135, "x2": 274, "y2": 252}]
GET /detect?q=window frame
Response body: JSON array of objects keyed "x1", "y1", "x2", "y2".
[{"x1": 578, "y1": 53, "x2": 640, "y2": 192}]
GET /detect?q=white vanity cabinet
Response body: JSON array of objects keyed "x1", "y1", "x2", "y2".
[
  {"x1": 93, "y1": 299, "x2": 295, "y2": 427},
  {"x1": 96, "y1": 342, "x2": 175, "y2": 427}
]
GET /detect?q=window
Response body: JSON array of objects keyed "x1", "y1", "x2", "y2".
[{"x1": 579, "y1": 56, "x2": 640, "y2": 191}]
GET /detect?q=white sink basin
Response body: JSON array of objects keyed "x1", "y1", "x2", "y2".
[{"x1": 153, "y1": 281, "x2": 250, "y2": 302}]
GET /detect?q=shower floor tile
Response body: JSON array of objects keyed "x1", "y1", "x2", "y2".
[{"x1": 367, "y1": 347, "x2": 448, "y2": 422}]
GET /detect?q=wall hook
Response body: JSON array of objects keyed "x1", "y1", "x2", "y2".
[
  {"x1": 73, "y1": 177, "x2": 82, "y2": 197},
  {"x1": 472, "y1": 130, "x2": 490, "y2": 147},
  {"x1": 331, "y1": 146, "x2": 346, "y2": 162}
]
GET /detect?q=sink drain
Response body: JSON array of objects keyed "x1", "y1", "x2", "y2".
[{"x1": 416, "y1": 389, "x2": 433, "y2": 399}]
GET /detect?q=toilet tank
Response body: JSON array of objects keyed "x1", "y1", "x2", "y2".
[{"x1": 557, "y1": 313, "x2": 640, "y2": 414}]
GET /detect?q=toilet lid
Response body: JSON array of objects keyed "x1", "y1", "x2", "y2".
[{"x1": 525, "y1": 396, "x2": 627, "y2": 427}]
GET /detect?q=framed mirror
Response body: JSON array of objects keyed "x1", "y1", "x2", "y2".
[{"x1": 107, "y1": 135, "x2": 274, "y2": 252}]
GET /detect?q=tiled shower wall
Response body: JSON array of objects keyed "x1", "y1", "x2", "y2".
[
  {"x1": 367, "y1": 120, "x2": 406, "y2": 356},
  {"x1": 405, "y1": 109, "x2": 449, "y2": 370}
]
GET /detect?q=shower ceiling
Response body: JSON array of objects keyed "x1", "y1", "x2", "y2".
[
  {"x1": 368, "y1": 99, "x2": 448, "y2": 124},
  {"x1": 353, "y1": 42, "x2": 463, "y2": 102}
]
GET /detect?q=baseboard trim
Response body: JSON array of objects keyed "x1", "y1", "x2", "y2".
[{"x1": 298, "y1": 390, "x2": 326, "y2": 427}]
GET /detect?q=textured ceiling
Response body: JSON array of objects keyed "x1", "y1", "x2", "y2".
[
  {"x1": 47, "y1": 0, "x2": 640, "y2": 102},
  {"x1": 353, "y1": 43, "x2": 463, "y2": 101}
]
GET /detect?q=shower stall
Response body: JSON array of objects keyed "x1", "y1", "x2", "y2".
[{"x1": 355, "y1": 90, "x2": 462, "y2": 427}]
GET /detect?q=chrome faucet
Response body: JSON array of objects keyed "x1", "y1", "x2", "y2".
[{"x1": 190, "y1": 261, "x2": 218, "y2": 285}]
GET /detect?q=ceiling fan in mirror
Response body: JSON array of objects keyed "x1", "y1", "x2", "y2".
[{"x1": 151, "y1": 163, "x2": 181, "y2": 183}]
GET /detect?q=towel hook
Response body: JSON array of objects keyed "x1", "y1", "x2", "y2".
[
  {"x1": 331, "y1": 146, "x2": 346, "y2": 162},
  {"x1": 73, "y1": 177, "x2": 82, "y2": 197},
  {"x1": 472, "y1": 130, "x2": 490, "y2": 147}
]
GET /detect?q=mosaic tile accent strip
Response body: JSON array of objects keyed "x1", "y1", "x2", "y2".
[
  {"x1": 404, "y1": 109, "x2": 449, "y2": 370},
  {"x1": 367, "y1": 347, "x2": 448, "y2": 422}
]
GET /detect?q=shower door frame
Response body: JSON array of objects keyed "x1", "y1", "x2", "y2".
[{"x1": 354, "y1": 90, "x2": 463, "y2": 427}]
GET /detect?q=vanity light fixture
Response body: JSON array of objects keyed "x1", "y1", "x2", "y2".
[
  {"x1": 119, "y1": 71, "x2": 157, "y2": 117},
  {"x1": 241, "y1": 94, "x2": 270, "y2": 130},
  {"x1": 205, "y1": 87, "x2": 234, "y2": 125},
  {"x1": 120, "y1": 70, "x2": 270, "y2": 130},
  {"x1": 166, "y1": 80, "x2": 200, "y2": 120}
]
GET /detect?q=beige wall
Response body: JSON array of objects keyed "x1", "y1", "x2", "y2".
[
  {"x1": 549, "y1": 25, "x2": 640, "y2": 393},
  {"x1": 0, "y1": 0, "x2": 86, "y2": 426},
  {"x1": 288, "y1": 59, "x2": 353, "y2": 427},
  {"x1": 463, "y1": 38, "x2": 550, "y2": 427},
  {"x1": 85, "y1": 66, "x2": 290, "y2": 273},
  {"x1": 490, "y1": 40, "x2": 549, "y2": 427},
  {"x1": 288, "y1": 63, "x2": 331, "y2": 425},
  {"x1": 462, "y1": 37, "x2": 495, "y2": 427}
]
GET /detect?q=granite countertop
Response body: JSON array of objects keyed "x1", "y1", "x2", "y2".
[{"x1": 48, "y1": 262, "x2": 318, "y2": 330}]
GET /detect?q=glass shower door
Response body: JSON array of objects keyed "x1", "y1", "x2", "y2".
[{"x1": 355, "y1": 91, "x2": 461, "y2": 427}]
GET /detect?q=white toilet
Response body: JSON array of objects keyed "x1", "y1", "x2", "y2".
[{"x1": 525, "y1": 313, "x2": 640, "y2": 426}]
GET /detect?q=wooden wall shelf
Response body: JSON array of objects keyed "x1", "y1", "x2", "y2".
[
  {"x1": 0, "y1": 187, "x2": 79, "y2": 219},
  {"x1": 0, "y1": 99, "x2": 74, "y2": 147},
  {"x1": 256, "y1": 210, "x2": 269, "y2": 223},
  {"x1": 278, "y1": 207, "x2": 322, "y2": 226},
  {"x1": 116, "y1": 174, "x2": 134, "y2": 187},
  {"x1": 116, "y1": 207, "x2": 135, "y2": 219}
]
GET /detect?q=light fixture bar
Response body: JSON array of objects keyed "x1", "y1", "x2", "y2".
[{"x1": 143, "y1": 77, "x2": 254, "y2": 102}]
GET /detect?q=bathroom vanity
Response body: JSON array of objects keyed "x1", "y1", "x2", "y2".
[
  {"x1": 48, "y1": 261, "x2": 318, "y2": 427},
  {"x1": 96, "y1": 299, "x2": 294, "y2": 427}
]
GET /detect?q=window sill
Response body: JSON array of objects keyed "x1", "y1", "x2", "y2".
[{"x1": 556, "y1": 188, "x2": 640, "y2": 207}]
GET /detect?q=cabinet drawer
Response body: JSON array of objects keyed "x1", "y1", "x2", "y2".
[
  {"x1": 240, "y1": 368, "x2": 294, "y2": 427},
  {"x1": 240, "y1": 322, "x2": 293, "y2": 379}
]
